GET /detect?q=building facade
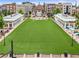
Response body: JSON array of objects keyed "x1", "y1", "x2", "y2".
[
  {"x1": 56, "y1": 3, "x2": 63, "y2": 11},
  {"x1": 16, "y1": 2, "x2": 35, "y2": 16},
  {"x1": 0, "y1": 5, "x2": 3, "y2": 11},
  {"x1": 32, "y1": 4, "x2": 45, "y2": 17},
  {"x1": 16, "y1": 5, "x2": 25, "y2": 13},
  {"x1": 4, "y1": 13, "x2": 24, "y2": 29},
  {"x1": 44, "y1": 3, "x2": 56, "y2": 13},
  {"x1": 54, "y1": 14, "x2": 76, "y2": 29},
  {"x1": 76, "y1": 7, "x2": 79, "y2": 13},
  {"x1": 3, "y1": 3, "x2": 16, "y2": 13},
  {"x1": 0, "y1": 5, "x2": 6, "y2": 12},
  {"x1": 62, "y1": 3, "x2": 72, "y2": 15}
]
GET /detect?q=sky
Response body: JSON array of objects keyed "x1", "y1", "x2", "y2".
[{"x1": 0, "y1": 0, "x2": 79, "y2": 6}]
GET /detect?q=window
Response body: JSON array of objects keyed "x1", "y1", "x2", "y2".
[{"x1": 9, "y1": 23, "x2": 12, "y2": 27}]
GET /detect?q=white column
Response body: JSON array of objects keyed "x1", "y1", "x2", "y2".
[
  {"x1": 40, "y1": 54, "x2": 42, "y2": 58},
  {"x1": 69, "y1": 23, "x2": 71, "y2": 27},
  {"x1": 12, "y1": 22, "x2": 14, "y2": 28},
  {"x1": 68, "y1": 54, "x2": 71, "y2": 58},
  {"x1": 7, "y1": 54, "x2": 10, "y2": 58},
  {"x1": 64, "y1": 22, "x2": 66, "y2": 29},
  {"x1": 8, "y1": 23, "x2": 10, "y2": 29},
  {"x1": 50, "y1": 54, "x2": 52, "y2": 58},
  {"x1": 61, "y1": 54, "x2": 64, "y2": 58},
  {"x1": 73, "y1": 23, "x2": 75, "y2": 28},
  {"x1": 23, "y1": 54, "x2": 26, "y2": 58},
  {"x1": 35, "y1": 54, "x2": 37, "y2": 58}
]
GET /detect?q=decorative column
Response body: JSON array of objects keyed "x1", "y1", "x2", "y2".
[
  {"x1": 73, "y1": 23, "x2": 76, "y2": 28},
  {"x1": 8, "y1": 23, "x2": 10, "y2": 29},
  {"x1": 11, "y1": 22, "x2": 13, "y2": 29},
  {"x1": 64, "y1": 22, "x2": 67, "y2": 29},
  {"x1": 69, "y1": 23, "x2": 71, "y2": 27}
]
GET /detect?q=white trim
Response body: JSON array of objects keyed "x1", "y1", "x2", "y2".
[
  {"x1": 3, "y1": 13, "x2": 23, "y2": 22},
  {"x1": 54, "y1": 14, "x2": 76, "y2": 22}
]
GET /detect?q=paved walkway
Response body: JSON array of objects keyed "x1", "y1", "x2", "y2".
[
  {"x1": 0, "y1": 18, "x2": 27, "y2": 42},
  {"x1": 31, "y1": 17, "x2": 48, "y2": 20}
]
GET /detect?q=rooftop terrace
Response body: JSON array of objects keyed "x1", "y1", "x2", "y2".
[
  {"x1": 54, "y1": 14, "x2": 76, "y2": 22},
  {"x1": 3, "y1": 13, "x2": 23, "y2": 22}
]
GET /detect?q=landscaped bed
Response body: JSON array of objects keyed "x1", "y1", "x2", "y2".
[{"x1": 0, "y1": 18, "x2": 79, "y2": 54}]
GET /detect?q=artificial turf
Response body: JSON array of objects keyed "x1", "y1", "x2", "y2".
[{"x1": 0, "y1": 18, "x2": 79, "y2": 54}]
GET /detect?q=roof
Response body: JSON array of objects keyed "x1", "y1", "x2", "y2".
[
  {"x1": 62, "y1": 3, "x2": 72, "y2": 5},
  {"x1": 54, "y1": 13, "x2": 77, "y2": 22},
  {"x1": 3, "y1": 13, "x2": 23, "y2": 22},
  {"x1": 35, "y1": 4, "x2": 44, "y2": 10},
  {"x1": 3, "y1": 3, "x2": 16, "y2": 5}
]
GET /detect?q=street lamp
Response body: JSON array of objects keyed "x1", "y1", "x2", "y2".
[
  {"x1": 10, "y1": 40, "x2": 14, "y2": 58},
  {"x1": 64, "y1": 51, "x2": 68, "y2": 58},
  {"x1": 3, "y1": 29, "x2": 5, "y2": 46},
  {"x1": 72, "y1": 30, "x2": 74, "y2": 47},
  {"x1": 37, "y1": 52, "x2": 40, "y2": 57}
]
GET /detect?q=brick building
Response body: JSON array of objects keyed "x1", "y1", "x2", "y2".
[{"x1": 3, "y1": 3, "x2": 16, "y2": 13}]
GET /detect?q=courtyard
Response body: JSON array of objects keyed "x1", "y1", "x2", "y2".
[{"x1": 0, "y1": 18, "x2": 79, "y2": 55}]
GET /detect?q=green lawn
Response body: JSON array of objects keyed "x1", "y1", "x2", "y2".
[{"x1": 0, "y1": 18, "x2": 79, "y2": 54}]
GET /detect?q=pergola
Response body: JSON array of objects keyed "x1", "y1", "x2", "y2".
[
  {"x1": 3, "y1": 13, "x2": 23, "y2": 29},
  {"x1": 54, "y1": 13, "x2": 77, "y2": 29}
]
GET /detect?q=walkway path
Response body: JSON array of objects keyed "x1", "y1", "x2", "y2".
[{"x1": 31, "y1": 17, "x2": 48, "y2": 20}]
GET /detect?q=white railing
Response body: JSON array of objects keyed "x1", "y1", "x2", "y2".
[{"x1": 1, "y1": 53, "x2": 79, "y2": 58}]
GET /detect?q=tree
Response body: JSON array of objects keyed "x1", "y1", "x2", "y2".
[
  {"x1": 52, "y1": 8, "x2": 61, "y2": 15},
  {"x1": 76, "y1": 19, "x2": 79, "y2": 28},
  {"x1": 29, "y1": 11, "x2": 32, "y2": 17},
  {"x1": 47, "y1": 13, "x2": 52, "y2": 17},
  {"x1": 73, "y1": 13, "x2": 79, "y2": 29},
  {"x1": 0, "y1": 15, "x2": 5, "y2": 46},
  {"x1": 18, "y1": 9, "x2": 24, "y2": 14},
  {"x1": 0, "y1": 15, "x2": 4, "y2": 29},
  {"x1": 7, "y1": 10, "x2": 11, "y2": 15},
  {"x1": 29, "y1": 11, "x2": 31, "y2": 15},
  {"x1": 75, "y1": 13, "x2": 79, "y2": 19},
  {"x1": 72, "y1": 11, "x2": 79, "y2": 29},
  {"x1": 22, "y1": 2, "x2": 30, "y2": 4},
  {"x1": 1, "y1": 10, "x2": 14, "y2": 16},
  {"x1": 10, "y1": 40, "x2": 14, "y2": 58},
  {"x1": 0, "y1": 11, "x2": 2, "y2": 16},
  {"x1": 2, "y1": 10, "x2": 7, "y2": 16},
  {"x1": 72, "y1": 12, "x2": 75, "y2": 16}
]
